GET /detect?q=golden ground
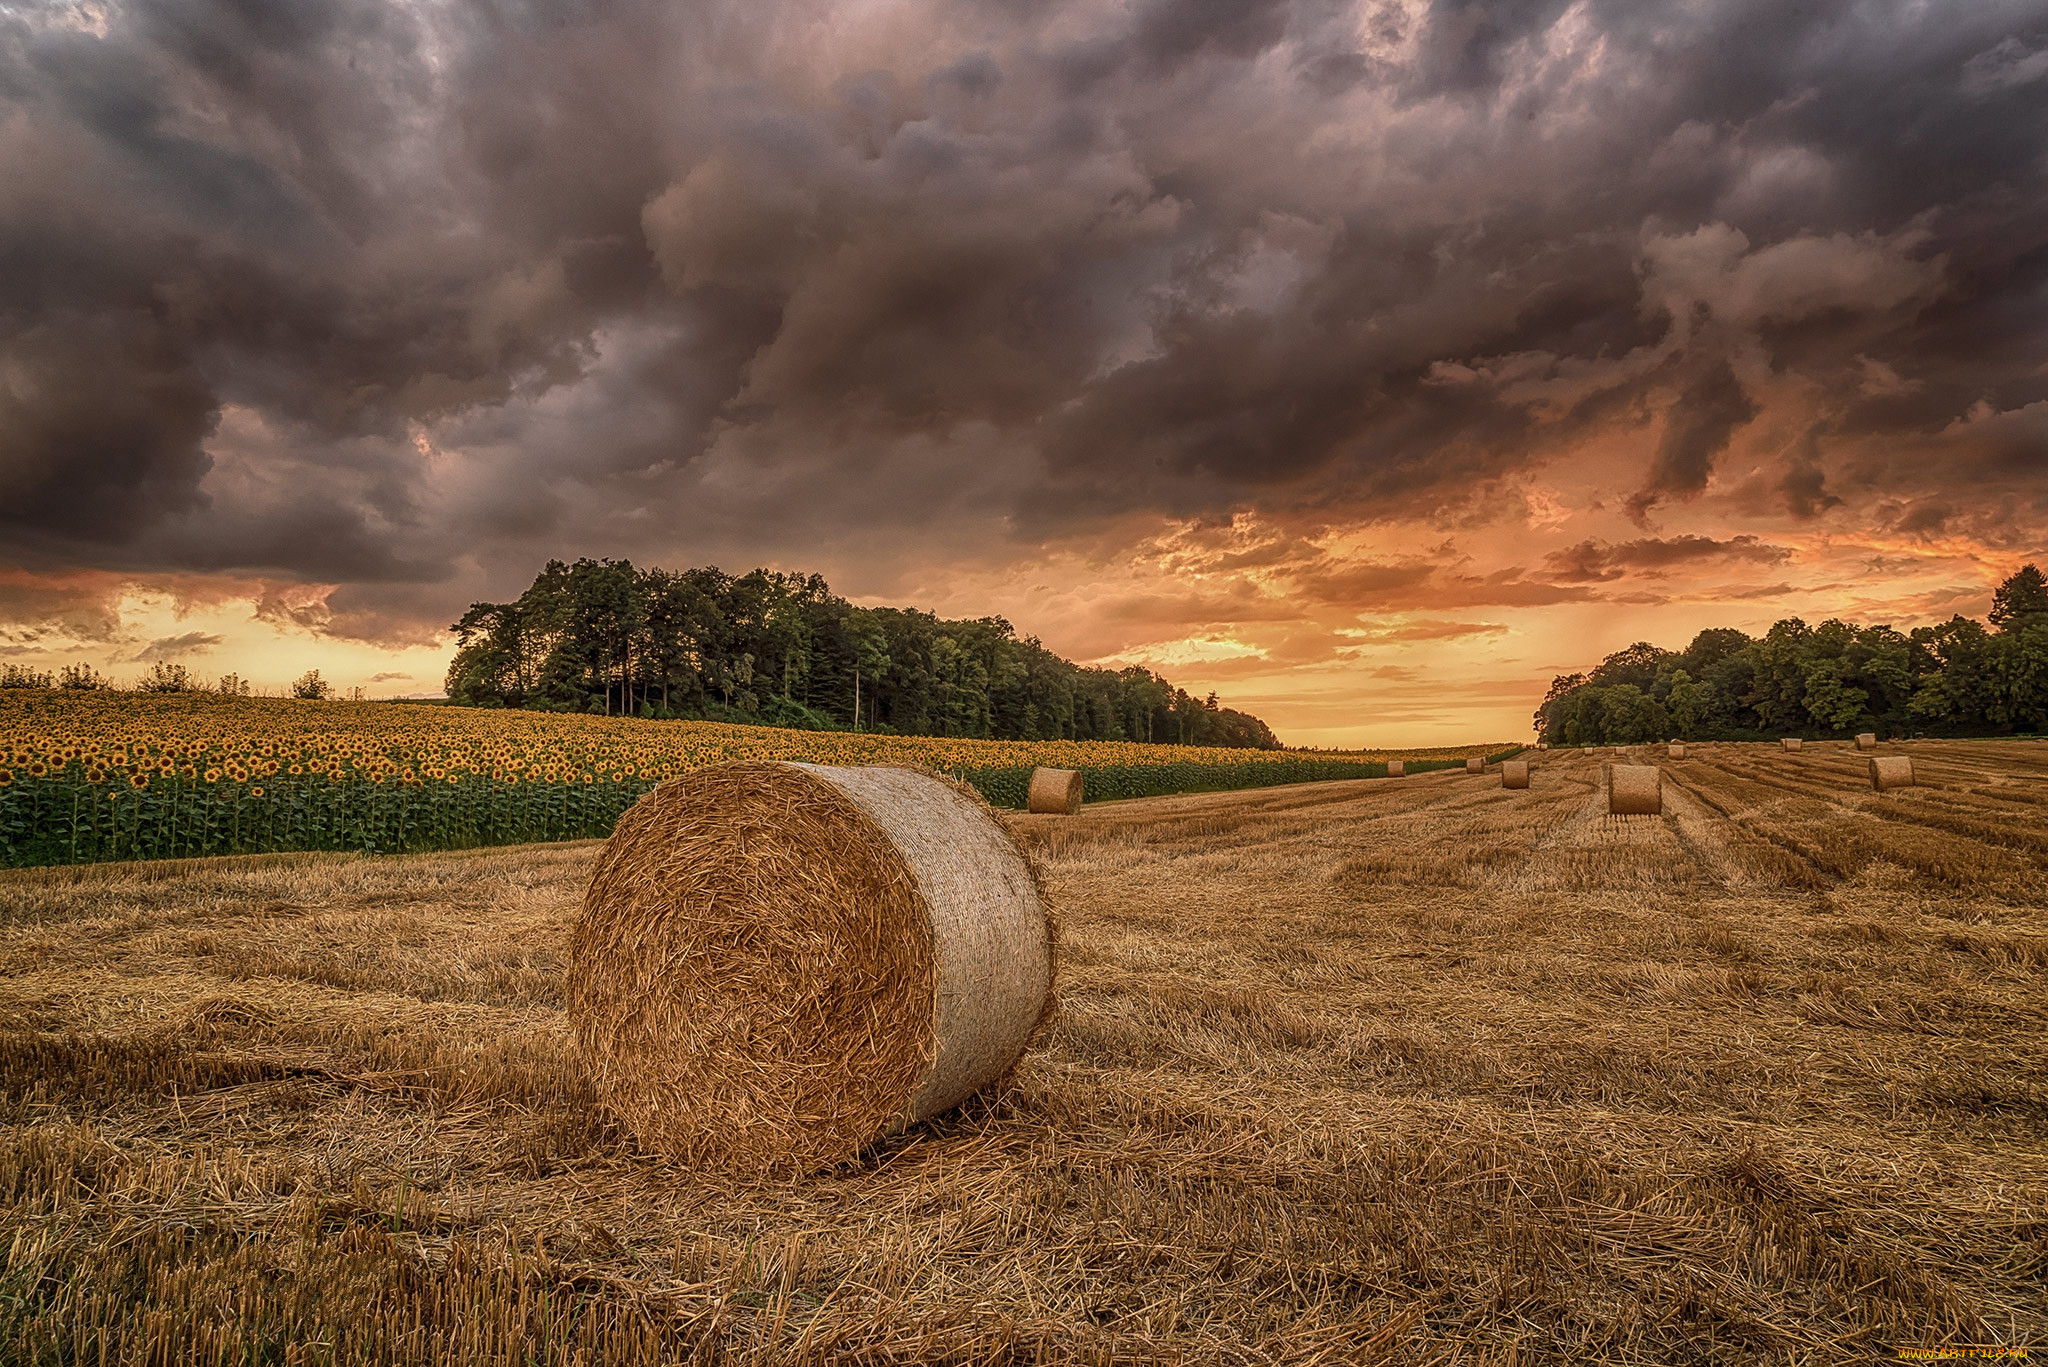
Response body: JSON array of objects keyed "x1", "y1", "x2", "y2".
[{"x1": 2, "y1": 741, "x2": 2044, "y2": 1364}]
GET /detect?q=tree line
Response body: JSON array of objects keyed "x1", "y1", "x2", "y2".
[
  {"x1": 0, "y1": 663, "x2": 345, "y2": 699},
  {"x1": 1536, "y1": 564, "x2": 2048, "y2": 745},
  {"x1": 444, "y1": 559, "x2": 1282, "y2": 747}
]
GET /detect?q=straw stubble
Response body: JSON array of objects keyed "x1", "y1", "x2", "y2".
[{"x1": 568, "y1": 761, "x2": 1053, "y2": 1175}]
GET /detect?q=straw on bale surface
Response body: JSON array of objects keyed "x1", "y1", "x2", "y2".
[
  {"x1": 569, "y1": 761, "x2": 1054, "y2": 1175},
  {"x1": 1465, "y1": 756, "x2": 1484, "y2": 774},
  {"x1": 1386, "y1": 760, "x2": 1405, "y2": 777},
  {"x1": 1026, "y1": 766, "x2": 1084, "y2": 815},
  {"x1": 1870, "y1": 755, "x2": 1916, "y2": 792},
  {"x1": 1857, "y1": 733, "x2": 1877, "y2": 750},
  {"x1": 1668, "y1": 742, "x2": 1687, "y2": 760},
  {"x1": 1782, "y1": 737, "x2": 1804, "y2": 751},
  {"x1": 1501, "y1": 759, "x2": 1529, "y2": 789},
  {"x1": 1608, "y1": 764, "x2": 1662, "y2": 816}
]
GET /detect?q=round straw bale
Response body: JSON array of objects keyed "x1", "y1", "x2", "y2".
[
  {"x1": 1501, "y1": 759, "x2": 1530, "y2": 789},
  {"x1": 1537, "y1": 742, "x2": 1549, "y2": 750},
  {"x1": 1856, "y1": 733, "x2": 1877, "y2": 750},
  {"x1": 1386, "y1": 759, "x2": 1405, "y2": 777},
  {"x1": 1870, "y1": 755, "x2": 1915, "y2": 792},
  {"x1": 569, "y1": 761, "x2": 1054, "y2": 1175},
  {"x1": 1607, "y1": 764, "x2": 1662, "y2": 816},
  {"x1": 1781, "y1": 737, "x2": 1803, "y2": 751},
  {"x1": 1026, "y1": 766, "x2": 1084, "y2": 815},
  {"x1": 1466, "y1": 756, "x2": 1484, "y2": 774},
  {"x1": 1668, "y1": 742, "x2": 1687, "y2": 760}
]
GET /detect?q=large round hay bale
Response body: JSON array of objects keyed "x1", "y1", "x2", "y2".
[
  {"x1": 1608, "y1": 764, "x2": 1662, "y2": 816},
  {"x1": 1781, "y1": 737, "x2": 1803, "y2": 751},
  {"x1": 1026, "y1": 766, "x2": 1083, "y2": 814},
  {"x1": 1386, "y1": 759, "x2": 1405, "y2": 777},
  {"x1": 569, "y1": 762, "x2": 1054, "y2": 1175},
  {"x1": 1501, "y1": 760, "x2": 1530, "y2": 789},
  {"x1": 1537, "y1": 742, "x2": 1549, "y2": 750},
  {"x1": 1856, "y1": 733, "x2": 1877, "y2": 750},
  {"x1": 1870, "y1": 755, "x2": 1915, "y2": 792},
  {"x1": 1668, "y1": 742, "x2": 1687, "y2": 760},
  {"x1": 1466, "y1": 756, "x2": 1484, "y2": 774}
]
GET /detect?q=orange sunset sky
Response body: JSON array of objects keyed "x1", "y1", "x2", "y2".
[{"x1": 3, "y1": 1, "x2": 2044, "y2": 747}]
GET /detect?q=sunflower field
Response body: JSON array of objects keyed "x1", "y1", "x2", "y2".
[{"x1": 0, "y1": 692, "x2": 1516, "y2": 868}]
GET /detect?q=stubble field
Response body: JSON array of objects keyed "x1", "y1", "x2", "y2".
[{"x1": 2, "y1": 741, "x2": 2044, "y2": 1364}]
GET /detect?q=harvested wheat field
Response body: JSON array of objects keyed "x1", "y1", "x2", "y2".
[{"x1": 3, "y1": 741, "x2": 2045, "y2": 1364}]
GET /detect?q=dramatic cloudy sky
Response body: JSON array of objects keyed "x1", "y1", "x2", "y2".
[{"x1": 3, "y1": 0, "x2": 2045, "y2": 743}]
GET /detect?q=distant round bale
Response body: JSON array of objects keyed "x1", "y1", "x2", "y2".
[
  {"x1": 1870, "y1": 755, "x2": 1915, "y2": 792},
  {"x1": 1501, "y1": 759, "x2": 1530, "y2": 789},
  {"x1": 1026, "y1": 766, "x2": 1084, "y2": 815},
  {"x1": 1608, "y1": 764, "x2": 1662, "y2": 816},
  {"x1": 569, "y1": 761, "x2": 1054, "y2": 1175},
  {"x1": 1781, "y1": 737, "x2": 1804, "y2": 751},
  {"x1": 1466, "y1": 756, "x2": 1484, "y2": 774},
  {"x1": 1537, "y1": 742, "x2": 1549, "y2": 750},
  {"x1": 1668, "y1": 742, "x2": 1688, "y2": 760},
  {"x1": 1386, "y1": 760, "x2": 1406, "y2": 777},
  {"x1": 1856, "y1": 733, "x2": 1877, "y2": 750}
]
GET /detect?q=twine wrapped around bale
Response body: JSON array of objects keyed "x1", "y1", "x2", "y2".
[
  {"x1": 1782, "y1": 737, "x2": 1804, "y2": 751},
  {"x1": 1870, "y1": 755, "x2": 1915, "y2": 792},
  {"x1": 1501, "y1": 760, "x2": 1530, "y2": 790},
  {"x1": 1386, "y1": 760, "x2": 1406, "y2": 778},
  {"x1": 1607, "y1": 764, "x2": 1662, "y2": 816},
  {"x1": 1668, "y1": 742, "x2": 1687, "y2": 760},
  {"x1": 1026, "y1": 767, "x2": 1084, "y2": 815},
  {"x1": 1857, "y1": 733, "x2": 1877, "y2": 750},
  {"x1": 1466, "y1": 756, "x2": 1484, "y2": 774},
  {"x1": 569, "y1": 761, "x2": 1054, "y2": 1175}
]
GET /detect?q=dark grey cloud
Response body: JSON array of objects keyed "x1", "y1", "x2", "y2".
[
  {"x1": 1545, "y1": 534, "x2": 1791, "y2": 583},
  {"x1": 134, "y1": 630, "x2": 222, "y2": 661},
  {"x1": 1, "y1": 0, "x2": 2045, "y2": 642}
]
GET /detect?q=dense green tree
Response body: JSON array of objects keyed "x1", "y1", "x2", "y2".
[
  {"x1": 1990, "y1": 563, "x2": 2048, "y2": 632},
  {"x1": 446, "y1": 559, "x2": 1283, "y2": 747},
  {"x1": 1537, "y1": 565, "x2": 2048, "y2": 742}
]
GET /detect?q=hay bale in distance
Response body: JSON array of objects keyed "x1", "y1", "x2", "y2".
[
  {"x1": 1857, "y1": 733, "x2": 1877, "y2": 750},
  {"x1": 1026, "y1": 766, "x2": 1084, "y2": 815},
  {"x1": 1466, "y1": 756, "x2": 1484, "y2": 774},
  {"x1": 1782, "y1": 737, "x2": 1804, "y2": 752},
  {"x1": 569, "y1": 761, "x2": 1054, "y2": 1175},
  {"x1": 1608, "y1": 764, "x2": 1662, "y2": 816},
  {"x1": 1386, "y1": 760, "x2": 1406, "y2": 777},
  {"x1": 1870, "y1": 755, "x2": 1915, "y2": 792},
  {"x1": 1668, "y1": 742, "x2": 1687, "y2": 760},
  {"x1": 1501, "y1": 760, "x2": 1530, "y2": 790}
]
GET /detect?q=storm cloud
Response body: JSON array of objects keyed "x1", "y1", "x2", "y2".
[{"x1": 2, "y1": 0, "x2": 2045, "y2": 644}]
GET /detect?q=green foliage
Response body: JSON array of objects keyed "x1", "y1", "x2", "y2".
[
  {"x1": 0, "y1": 768, "x2": 644, "y2": 867},
  {"x1": 446, "y1": 559, "x2": 1283, "y2": 748},
  {"x1": 1989, "y1": 563, "x2": 2048, "y2": 631},
  {"x1": 1537, "y1": 564, "x2": 2048, "y2": 743},
  {"x1": 290, "y1": 670, "x2": 333, "y2": 701},
  {"x1": 953, "y1": 749, "x2": 1526, "y2": 809},
  {"x1": 136, "y1": 662, "x2": 197, "y2": 694}
]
